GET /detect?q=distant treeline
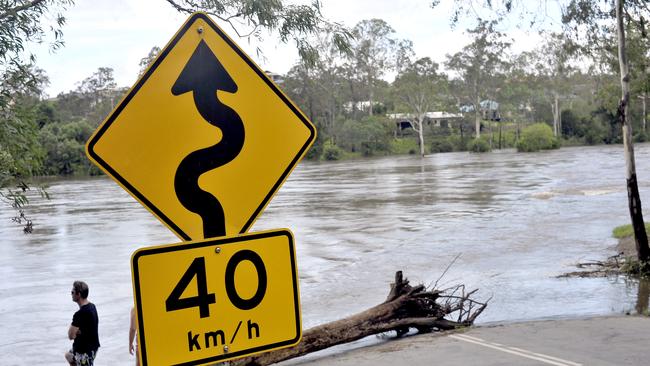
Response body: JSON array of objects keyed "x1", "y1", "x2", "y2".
[{"x1": 2, "y1": 17, "x2": 649, "y2": 180}]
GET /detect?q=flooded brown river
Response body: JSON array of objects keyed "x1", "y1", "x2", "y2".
[{"x1": 2, "y1": 144, "x2": 650, "y2": 365}]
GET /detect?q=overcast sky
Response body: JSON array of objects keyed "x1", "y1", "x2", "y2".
[{"x1": 29, "y1": 0, "x2": 556, "y2": 97}]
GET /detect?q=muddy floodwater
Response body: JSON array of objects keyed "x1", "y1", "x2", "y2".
[{"x1": 2, "y1": 144, "x2": 650, "y2": 365}]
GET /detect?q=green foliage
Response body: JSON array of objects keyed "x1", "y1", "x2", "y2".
[
  {"x1": 447, "y1": 134, "x2": 469, "y2": 151},
  {"x1": 390, "y1": 138, "x2": 419, "y2": 155},
  {"x1": 445, "y1": 19, "x2": 511, "y2": 139},
  {"x1": 305, "y1": 137, "x2": 323, "y2": 160},
  {"x1": 338, "y1": 116, "x2": 392, "y2": 156},
  {"x1": 53, "y1": 68, "x2": 126, "y2": 127},
  {"x1": 0, "y1": 1, "x2": 74, "y2": 109},
  {"x1": 0, "y1": 99, "x2": 45, "y2": 178},
  {"x1": 634, "y1": 131, "x2": 648, "y2": 143},
  {"x1": 39, "y1": 119, "x2": 95, "y2": 175},
  {"x1": 321, "y1": 140, "x2": 344, "y2": 161},
  {"x1": 165, "y1": 0, "x2": 352, "y2": 67},
  {"x1": 0, "y1": 148, "x2": 14, "y2": 187},
  {"x1": 468, "y1": 137, "x2": 491, "y2": 153},
  {"x1": 500, "y1": 129, "x2": 518, "y2": 148},
  {"x1": 561, "y1": 110, "x2": 608, "y2": 145},
  {"x1": 430, "y1": 137, "x2": 454, "y2": 153},
  {"x1": 613, "y1": 223, "x2": 650, "y2": 239},
  {"x1": 517, "y1": 123, "x2": 560, "y2": 152}
]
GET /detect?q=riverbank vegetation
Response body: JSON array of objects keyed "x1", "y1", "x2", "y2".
[
  {"x1": 4, "y1": 4, "x2": 650, "y2": 181},
  {"x1": 613, "y1": 224, "x2": 650, "y2": 276},
  {"x1": 562, "y1": 224, "x2": 650, "y2": 278}
]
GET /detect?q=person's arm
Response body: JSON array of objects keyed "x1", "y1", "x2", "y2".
[
  {"x1": 129, "y1": 308, "x2": 137, "y2": 355},
  {"x1": 69, "y1": 311, "x2": 82, "y2": 340},
  {"x1": 68, "y1": 325, "x2": 80, "y2": 340}
]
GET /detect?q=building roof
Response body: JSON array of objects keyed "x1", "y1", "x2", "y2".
[{"x1": 387, "y1": 111, "x2": 464, "y2": 120}]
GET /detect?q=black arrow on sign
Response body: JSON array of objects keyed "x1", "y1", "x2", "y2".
[{"x1": 171, "y1": 40, "x2": 245, "y2": 238}]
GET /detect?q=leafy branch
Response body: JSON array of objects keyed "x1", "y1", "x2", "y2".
[{"x1": 164, "y1": 0, "x2": 352, "y2": 66}]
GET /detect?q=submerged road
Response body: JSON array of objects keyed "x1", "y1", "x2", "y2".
[{"x1": 281, "y1": 316, "x2": 650, "y2": 366}]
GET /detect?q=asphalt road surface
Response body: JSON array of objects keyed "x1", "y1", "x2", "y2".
[{"x1": 280, "y1": 316, "x2": 650, "y2": 366}]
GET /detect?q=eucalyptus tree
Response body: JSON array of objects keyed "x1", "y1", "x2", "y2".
[
  {"x1": 445, "y1": 19, "x2": 511, "y2": 139},
  {"x1": 393, "y1": 57, "x2": 451, "y2": 156},
  {"x1": 626, "y1": 26, "x2": 650, "y2": 133},
  {"x1": 138, "y1": 46, "x2": 162, "y2": 76},
  {"x1": 492, "y1": 52, "x2": 537, "y2": 144},
  {"x1": 347, "y1": 19, "x2": 414, "y2": 116},
  {"x1": 528, "y1": 33, "x2": 580, "y2": 137},
  {"x1": 282, "y1": 28, "x2": 355, "y2": 158},
  {"x1": 596, "y1": 23, "x2": 650, "y2": 133}
]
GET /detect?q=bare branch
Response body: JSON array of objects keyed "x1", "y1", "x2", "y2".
[{"x1": 430, "y1": 253, "x2": 462, "y2": 289}]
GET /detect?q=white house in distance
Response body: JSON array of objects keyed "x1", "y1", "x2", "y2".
[{"x1": 387, "y1": 111, "x2": 464, "y2": 132}]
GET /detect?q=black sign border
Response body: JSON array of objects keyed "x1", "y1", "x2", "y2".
[
  {"x1": 87, "y1": 13, "x2": 316, "y2": 241},
  {"x1": 132, "y1": 229, "x2": 301, "y2": 365}
]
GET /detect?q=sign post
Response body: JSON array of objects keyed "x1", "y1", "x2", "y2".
[{"x1": 86, "y1": 12, "x2": 314, "y2": 365}]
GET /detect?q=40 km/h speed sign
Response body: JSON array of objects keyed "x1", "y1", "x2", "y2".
[{"x1": 132, "y1": 229, "x2": 301, "y2": 365}]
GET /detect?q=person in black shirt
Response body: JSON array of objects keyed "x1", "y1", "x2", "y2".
[{"x1": 65, "y1": 281, "x2": 100, "y2": 366}]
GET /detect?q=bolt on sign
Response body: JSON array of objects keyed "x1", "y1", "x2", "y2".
[
  {"x1": 85, "y1": 12, "x2": 316, "y2": 241},
  {"x1": 132, "y1": 229, "x2": 301, "y2": 365}
]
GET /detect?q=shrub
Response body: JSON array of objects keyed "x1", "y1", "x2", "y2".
[
  {"x1": 305, "y1": 139, "x2": 323, "y2": 160},
  {"x1": 321, "y1": 141, "x2": 344, "y2": 161},
  {"x1": 446, "y1": 134, "x2": 468, "y2": 151},
  {"x1": 339, "y1": 116, "x2": 392, "y2": 156},
  {"x1": 430, "y1": 137, "x2": 454, "y2": 153},
  {"x1": 390, "y1": 138, "x2": 419, "y2": 155},
  {"x1": 468, "y1": 137, "x2": 491, "y2": 153},
  {"x1": 517, "y1": 123, "x2": 560, "y2": 152}
]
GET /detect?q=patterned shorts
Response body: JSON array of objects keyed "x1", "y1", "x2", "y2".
[{"x1": 70, "y1": 349, "x2": 97, "y2": 366}]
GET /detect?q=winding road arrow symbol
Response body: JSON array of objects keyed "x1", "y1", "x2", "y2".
[{"x1": 171, "y1": 39, "x2": 245, "y2": 238}]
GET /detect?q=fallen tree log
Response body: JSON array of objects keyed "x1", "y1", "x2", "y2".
[{"x1": 226, "y1": 271, "x2": 488, "y2": 366}]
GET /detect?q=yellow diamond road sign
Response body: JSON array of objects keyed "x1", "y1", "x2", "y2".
[
  {"x1": 86, "y1": 13, "x2": 315, "y2": 240},
  {"x1": 132, "y1": 229, "x2": 301, "y2": 365}
]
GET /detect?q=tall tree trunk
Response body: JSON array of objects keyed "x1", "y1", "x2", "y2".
[
  {"x1": 551, "y1": 94, "x2": 560, "y2": 137},
  {"x1": 418, "y1": 115, "x2": 426, "y2": 157},
  {"x1": 557, "y1": 96, "x2": 562, "y2": 137},
  {"x1": 642, "y1": 94, "x2": 647, "y2": 133},
  {"x1": 617, "y1": 0, "x2": 650, "y2": 262},
  {"x1": 498, "y1": 122, "x2": 502, "y2": 150},
  {"x1": 475, "y1": 93, "x2": 481, "y2": 139},
  {"x1": 368, "y1": 76, "x2": 374, "y2": 116},
  {"x1": 489, "y1": 121, "x2": 494, "y2": 149}
]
